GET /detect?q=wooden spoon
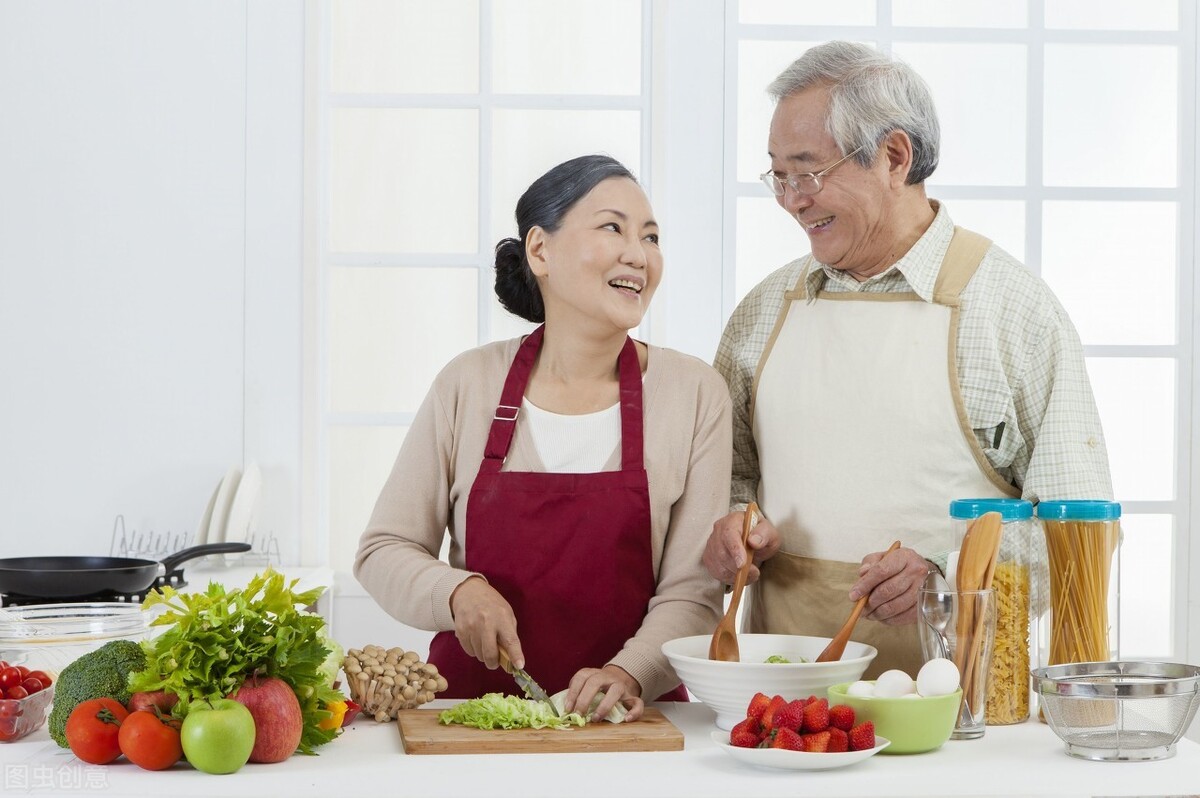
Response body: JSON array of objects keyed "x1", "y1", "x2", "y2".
[
  {"x1": 815, "y1": 540, "x2": 902, "y2": 663},
  {"x1": 708, "y1": 502, "x2": 760, "y2": 662},
  {"x1": 953, "y1": 512, "x2": 1003, "y2": 714}
]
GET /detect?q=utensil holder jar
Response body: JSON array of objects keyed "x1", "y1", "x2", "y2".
[
  {"x1": 1036, "y1": 500, "x2": 1121, "y2": 666},
  {"x1": 949, "y1": 498, "x2": 1036, "y2": 725}
]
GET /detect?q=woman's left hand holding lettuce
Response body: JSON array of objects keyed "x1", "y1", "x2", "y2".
[{"x1": 563, "y1": 665, "x2": 644, "y2": 722}]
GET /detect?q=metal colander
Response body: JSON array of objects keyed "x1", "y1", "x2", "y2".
[{"x1": 1031, "y1": 662, "x2": 1200, "y2": 761}]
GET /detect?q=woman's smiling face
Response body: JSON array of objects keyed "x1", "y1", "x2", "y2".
[{"x1": 530, "y1": 176, "x2": 662, "y2": 333}]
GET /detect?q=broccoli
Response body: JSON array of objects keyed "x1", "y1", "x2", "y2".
[{"x1": 47, "y1": 639, "x2": 148, "y2": 747}]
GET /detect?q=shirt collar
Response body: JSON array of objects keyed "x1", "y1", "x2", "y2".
[{"x1": 801, "y1": 200, "x2": 954, "y2": 302}]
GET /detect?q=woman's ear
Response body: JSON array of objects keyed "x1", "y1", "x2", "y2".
[{"x1": 526, "y1": 226, "x2": 550, "y2": 278}]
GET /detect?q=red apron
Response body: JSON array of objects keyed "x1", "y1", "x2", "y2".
[{"x1": 428, "y1": 325, "x2": 687, "y2": 701}]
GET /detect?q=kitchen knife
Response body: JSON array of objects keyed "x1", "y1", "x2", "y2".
[{"x1": 498, "y1": 648, "x2": 559, "y2": 716}]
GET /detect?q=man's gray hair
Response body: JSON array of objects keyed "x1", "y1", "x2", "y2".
[{"x1": 768, "y1": 41, "x2": 940, "y2": 184}]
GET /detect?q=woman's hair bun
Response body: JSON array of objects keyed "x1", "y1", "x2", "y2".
[{"x1": 493, "y1": 236, "x2": 545, "y2": 323}]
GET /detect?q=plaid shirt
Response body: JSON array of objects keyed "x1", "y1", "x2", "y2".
[{"x1": 715, "y1": 201, "x2": 1114, "y2": 510}]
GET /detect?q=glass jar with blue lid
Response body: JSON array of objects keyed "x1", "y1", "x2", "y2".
[
  {"x1": 947, "y1": 498, "x2": 1036, "y2": 724},
  {"x1": 1036, "y1": 500, "x2": 1120, "y2": 667}
]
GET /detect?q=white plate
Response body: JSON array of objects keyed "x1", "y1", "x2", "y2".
[
  {"x1": 205, "y1": 466, "x2": 242, "y2": 544},
  {"x1": 194, "y1": 477, "x2": 221, "y2": 546},
  {"x1": 710, "y1": 730, "x2": 890, "y2": 771},
  {"x1": 223, "y1": 462, "x2": 261, "y2": 544}
]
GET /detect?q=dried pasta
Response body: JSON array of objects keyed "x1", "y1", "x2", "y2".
[
  {"x1": 985, "y1": 561, "x2": 1030, "y2": 724},
  {"x1": 1043, "y1": 519, "x2": 1119, "y2": 665}
]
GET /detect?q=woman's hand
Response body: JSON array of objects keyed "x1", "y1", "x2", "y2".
[
  {"x1": 448, "y1": 576, "x2": 524, "y2": 669},
  {"x1": 563, "y1": 665, "x2": 644, "y2": 723}
]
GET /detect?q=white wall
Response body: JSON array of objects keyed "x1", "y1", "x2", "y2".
[{"x1": 0, "y1": 1, "x2": 305, "y2": 562}]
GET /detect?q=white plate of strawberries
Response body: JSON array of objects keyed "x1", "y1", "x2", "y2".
[{"x1": 710, "y1": 693, "x2": 890, "y2": 771}]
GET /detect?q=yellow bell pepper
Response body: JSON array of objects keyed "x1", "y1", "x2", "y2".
[{"x1": 319, "y1": 699, "x2": 348, "y2": 731}]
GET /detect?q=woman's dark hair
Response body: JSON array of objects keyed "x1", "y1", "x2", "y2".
[{"x1": 495, "y1": 154, "x2": 637, "y2": 323}]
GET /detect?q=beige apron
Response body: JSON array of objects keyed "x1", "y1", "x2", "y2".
[{"x1": 747, "y1": 227, "x2": 1019, "y2": 679}]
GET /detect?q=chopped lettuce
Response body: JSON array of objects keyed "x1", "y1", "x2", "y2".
[
  {"x1": 438, "y1": 693, "x2": 586, "y2": 730},
  {"x1": 764, "y1": 654, "x2": 809, "y2": 664},
  {"x1": 549, "y1": 689, "x2": 628, "y2": 723}
]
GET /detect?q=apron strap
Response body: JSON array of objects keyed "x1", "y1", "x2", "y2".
[
  {"x1": 482, "y1": 325, "x2": 645, "y2": 473},
  {"x1": 932, "y1": 226, "x2": 992, "y2": 306}
]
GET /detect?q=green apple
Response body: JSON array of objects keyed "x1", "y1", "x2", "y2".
[{"x1": 181, "y1": 699, "x2": 256, "y2": 775}]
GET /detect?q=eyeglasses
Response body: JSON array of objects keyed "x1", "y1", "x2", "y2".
[{"x1": 759, "y1": 147, "x2": 864, "y2": 197}]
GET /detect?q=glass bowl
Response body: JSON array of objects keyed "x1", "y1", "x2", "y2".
[
  {"x1": 0, "y1": 680, "x2": 55, "y2": 742},
  {"x1": 0, "y1": 603, "x2": 149, "y2": 673}
]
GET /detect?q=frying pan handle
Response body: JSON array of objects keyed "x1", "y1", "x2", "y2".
[{"x1": 160, "y1": 543, "x2": 252, "y2": 573}]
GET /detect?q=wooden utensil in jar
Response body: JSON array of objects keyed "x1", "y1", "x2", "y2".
[
  {"x1": 815, "y1": 540, "x2": 902, "y2": 663},
  {"x1": 954, "y1": 512, "x2": 1003, "y2": 712},
  {"x1": 708, "y1": 502, "x2": 760, "y2": 662}
]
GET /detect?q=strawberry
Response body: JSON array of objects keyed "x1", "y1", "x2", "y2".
[
  {"x1": 801, "y1": 697, "x2": 830, "y2": 732},
  {"x1": 805, "y1": 694, "x2": 820, "y2": 705},
  {"x1": 848, "y1": 721, "x2": 876, "y2": 752},
  {"x1": 801, "y1": 730, "x2": 831, "y2": 753},
  {"x1": 730, "y1": 718, "x2": 762, "y2": 748},
  {"x1": 772, "y1": 699, "x2": 806, "y2": 733},
  {"x1": 827, "y1": 726, "x2": 849, "y2": 753},
  {"x1": 745, "y1": 692, "x2": 772, "y2": 723},
  {"x1": 770, "y1": 727, "x2": 804, "y2": 751},
  {"x1": 761, "y1": 695, "x2": 788, "y2": 730},
  {"x1": 829, "y1": 703, "x2": 855, "y2": 732}
]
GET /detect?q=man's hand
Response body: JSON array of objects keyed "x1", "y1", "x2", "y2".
[
  {"x1": 849, "y1": 546, "x2": 931, "y2": 625},
  {"x1": 448, "y1": 576, "x2": 524, "y2": 669},
  {"x1": 702, "y1": 510, "x2": 781, "y2": 585}
]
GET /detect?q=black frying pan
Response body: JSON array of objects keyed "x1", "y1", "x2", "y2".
[{"x1": 0, "y1": 543, "x2": 252, "y2": 598}]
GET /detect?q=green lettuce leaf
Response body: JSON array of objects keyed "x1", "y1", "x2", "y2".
[{"x1": 438, "y1": 693, "x2": 587, "y2": 730}]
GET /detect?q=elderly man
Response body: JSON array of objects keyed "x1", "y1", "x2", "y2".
[{"x1": 703, "y1": 41, "x2": 1113, "y2": 677}]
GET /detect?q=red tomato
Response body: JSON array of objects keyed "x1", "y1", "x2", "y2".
[
  {"x1": 0, "y1": 719, "x2": 16, "y2": 742},
  {"x1": 0, "y1": 667, "x2": 21, "y2": 691},
  {"x1": 118, "y1": 710, "x2": 183, "y2": 771},
  {"x1": 15, "y1": 666, "x2": 29, "y2": 678},
  {"x1": 20, "y1": 677, "x2": 43, "y2": 694},
  {"x1": 0, "y1": 700, "x2": 18, "y2": 718},
  {"x1": 65, "y1": 698, "x2": 129, "y2": 764},
  {"x1": 0, "y1": 661, "x2": 8, "y2": 671},
  {"x1": 26, "y1": 670, "x2": 52, "y2": 688},
  {"x1": 5, "y1": 686, "x2": 28, "y2": 701}
]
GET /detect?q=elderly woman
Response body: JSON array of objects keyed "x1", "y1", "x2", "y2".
[{"x1": 355, "y1": 155, "x2": 731, "y2": 721}]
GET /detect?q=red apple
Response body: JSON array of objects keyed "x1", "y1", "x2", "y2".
[
  {"x1": 230, "y1": 675, "x2": 303, "y2": 763},
  {"x1": 127, "y1": 690, "x2": 179, "y2": 715}
]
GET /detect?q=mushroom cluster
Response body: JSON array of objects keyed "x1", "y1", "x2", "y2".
[{"x1": 342, "y1": 645, "x2": 449, "y2": 722}]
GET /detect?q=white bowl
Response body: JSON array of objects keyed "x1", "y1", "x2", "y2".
[{"x1": 662, "y1": 634, "x2": 877, "y2": 730}]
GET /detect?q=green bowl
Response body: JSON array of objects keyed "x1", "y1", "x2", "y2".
[{"x1": 827, "y1": 681, "x2": 961, "y2": 754}]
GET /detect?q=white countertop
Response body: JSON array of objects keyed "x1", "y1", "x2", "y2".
[{"x1": 4, "y1": 701, "x2": 1198, "y2": 797}]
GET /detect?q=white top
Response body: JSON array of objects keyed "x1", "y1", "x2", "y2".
[{"x1": 520, "y1": 398, "x2": 620, "y2": 473}]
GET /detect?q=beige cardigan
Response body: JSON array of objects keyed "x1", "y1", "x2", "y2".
[{"x1": 354, "y1": 337, "x2": 732, "y2": 699}]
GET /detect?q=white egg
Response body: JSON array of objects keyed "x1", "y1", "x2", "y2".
[
  {"x1": 846, "y1": 680, "x2": 875, "y2": 697},
  {"x1": 916, "y1": 658, "x2": 961, "y2": 697},
  {"x1": 874, "y1": 669, "x2": 917, "y2": 698}
]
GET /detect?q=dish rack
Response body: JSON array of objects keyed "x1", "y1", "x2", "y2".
[{"x1": 108, "y1": 515, "x2": 282, "y2": 567}]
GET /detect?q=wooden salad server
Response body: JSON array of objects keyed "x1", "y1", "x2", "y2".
[
  {"x1": 708, "y1": 502, "x2": 760, "y2": 662},
  {"x1": 815, "y1": 540, "x2": 902, "y2": 663},
  {"x1": 953, "y1": 511, "x2": 1003, "y2": 712}
]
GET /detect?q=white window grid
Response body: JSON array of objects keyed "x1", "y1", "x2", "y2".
[
  {"x1": 313, "y1": 0, "x2": 657, "y2": 567},
  {"x1": 720, "y1": 1, "x2": 1198, "y2": 661}
]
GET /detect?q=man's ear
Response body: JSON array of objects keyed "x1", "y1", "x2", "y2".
[
  {"x1": 882, "y1": 128, "x2": 915, "y2": 188},
  {"x1": 526, "y1": 226, "x2": 550, "y2": 277}
]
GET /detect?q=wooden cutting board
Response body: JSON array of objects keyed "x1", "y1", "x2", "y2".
[{"x1": 396, "y1": 707, "x2": 684, "y2": 754}]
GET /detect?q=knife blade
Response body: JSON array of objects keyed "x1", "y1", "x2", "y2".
[{"x1": 498, "y1": 648, "x2": 559, "y2": 716}]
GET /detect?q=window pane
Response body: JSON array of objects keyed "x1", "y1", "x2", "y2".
[
  {"x1": 892, "y1": 43, "x2": 1025, "y2": 186},
  {"x1": 1042, "y1": 201, "x2": 1176, "y2": 346},
  {"x1": 329, "y1": 266, "x2": 478, "y2": 414},
  {"x1": 938, "y1": 200, "x2": 1025, "y2": 263},
  {"x1": 893, "y1": 0, "x2": 1027, "y2": 28},
  {"x1": 330, "y1": 0, "x2": 479, "y2": 94},
  {"x1": 328, "y1": 425, "x2": 408, "y2": 573},
  {"x1": 735, "y1": 197, "x2": 808, "y2": 305},
  {"x1": 1118, "y1": 514, "x2": 1173, "y2": 658},
  {"x1": 1045, "y1": 0, "x2": 1178, "y2": 31},
  {"x1": 738, "y1": 0, "x2": 875, "y2": 26},
  {"x1": 489, "y1": 110, "x2": 641, "y2": 247},
  {"x1": 1044, "y1": 45, "x2": 1177, "y2": 188},
  {"x1": 330, "y1": 109, "x2": 478, "y2": 253},
  {"x1": 1086, "y1": 357, "x2": 1175, "y2": 502},
  {"x1": 492, "y1": 0, "x2": 641, "y2": 94}
]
